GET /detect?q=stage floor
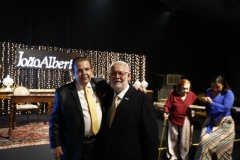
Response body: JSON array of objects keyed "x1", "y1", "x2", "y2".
[{"x1": 0, "y1": 113, "x2": 240, "y2": 160}]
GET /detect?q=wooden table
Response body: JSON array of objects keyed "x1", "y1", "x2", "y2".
[
  {"x1": 7, "y1": 94, "x2": 55, "y2": 138},
  {"x1": 0, "y1": 89, "x2": 55, "y2": 115},
  {"x1": 0, "y1": 89, "x2": 55, "y2": 99}
]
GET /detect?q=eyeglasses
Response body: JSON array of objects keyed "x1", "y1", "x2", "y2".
[{"x1": 110, "y1": 72, "x2": 128, "y2": 77}]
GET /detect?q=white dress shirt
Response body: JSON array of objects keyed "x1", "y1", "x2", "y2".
[
  {"x1": 111, "y1": 85, "x2": 130, "y2": 112},
  {"x1": 76, "y1": 82, "x2": 102, "y2": 136}
]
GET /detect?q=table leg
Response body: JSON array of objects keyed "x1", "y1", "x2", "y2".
[
  {"x1": 13, "y1": 109, "x2": 16, "y2": 130},
  {"x1": 47, "y1": 102, "x2": 52, "y2": 115},
  {"x1": 8, "y1": 103, "x2": 15, "y2": 139}
]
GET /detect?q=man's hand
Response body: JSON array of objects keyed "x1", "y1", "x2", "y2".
[
  {"x1": 134, "y1": 86, "x2": 147, "y2": 93},
  {"x1": 51, "y1": 146, "x2": 63, "y2": 160}
]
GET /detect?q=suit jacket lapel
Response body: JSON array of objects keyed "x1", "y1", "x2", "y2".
[
  {"x1": 108, "y1": 86, "x2": 134, "y2": 128},
  {"x1": 116, "y1": 86, "x2": 133, "y2": 114},
  {"x1": 70, "y1": 81, "x2": 84, "y2": 124},
  {"x1": 103, "y1": 94, "x2": 114, "y2": 130},
  {"x1": 90, "y1": 79, "x2": 96, "y2": 91},
  {"x1": 70, "y1": 79, "x2": 100, "y2": 129}
]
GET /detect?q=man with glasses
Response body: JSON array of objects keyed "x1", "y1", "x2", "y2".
[{"x1": 96, "y1": 61, "x2": 159, "y2": 160}]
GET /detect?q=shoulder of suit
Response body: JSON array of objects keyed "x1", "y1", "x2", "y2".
[
  {"x1": 91, "y1": 78, "x2": 105, "y2": 83},
  {"x1": 129, "y1": 86, "x2": 146, "y2": 95},
  {"x1": 57, "y1": 81, "x2": 75, "y2": 92}
]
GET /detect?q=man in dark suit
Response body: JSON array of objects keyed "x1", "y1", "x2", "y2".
[
  {"x1": 49, "y1": 57, "x2": 104, "y2": 160},
  {"x1": 97, "y1": 61, "x2": 159, "y2": 160}
]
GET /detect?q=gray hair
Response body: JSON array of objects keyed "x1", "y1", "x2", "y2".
[{"x1": 110, "y1": 61, "x2": 130, "y2": 72}]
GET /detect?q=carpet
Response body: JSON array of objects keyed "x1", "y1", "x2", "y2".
[{"x1": 0, "y1": 122, "x2": 49, "y2": 149}]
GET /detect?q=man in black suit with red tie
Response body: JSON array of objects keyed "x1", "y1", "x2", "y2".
[{"x1": 96, "y1": 61, "x2": 159, "y2": 160}]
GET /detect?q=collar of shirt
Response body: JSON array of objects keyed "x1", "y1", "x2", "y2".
[{"x1": 76, "y1": 82, "x2": 92, "y2": 91}]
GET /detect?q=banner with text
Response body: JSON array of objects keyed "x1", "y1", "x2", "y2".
[{"x1": 15, "y1": 48, "x2": 80, "y2": 70}]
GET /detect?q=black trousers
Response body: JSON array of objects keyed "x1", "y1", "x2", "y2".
[{"x1": 81, "y1": 137, "x2": 96, "y2": 160}]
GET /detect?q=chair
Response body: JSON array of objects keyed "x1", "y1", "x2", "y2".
[{"x1": 13, "y1": 86, "x2": 41, "y2": 123}]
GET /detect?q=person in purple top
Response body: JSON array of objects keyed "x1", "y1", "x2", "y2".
[{"x1": 194, "y1": 75, "x2": 235, "y2": 160}]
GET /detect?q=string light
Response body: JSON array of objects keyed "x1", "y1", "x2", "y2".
[
  {"x1": 16, "y1": 68, "x2": 20, "y2": 86},
  {"x1": 69, "y1": 70, "x2": 74, "y2": 82},
  {"x1": 7, "y1": 98, "x2": 10, "y2": 115},
  {"x1": 7, "y1": 43, "x2": 10, "y2": 75},
  {"x1": 21, "y1": 69, "x2": 24, "y2": 86},
  {"x1": 47, "y1": 70, "x2": 51, "y2": 89},
  {"x1": 10, "y1": 43, "x2": 15, "y2": 87},
  {"x1": 41, "y1": 69, "x2": 44, "y2": 89},
  {"x1": 1, "y1": 42, "x2": 5, "y2": 87},
  {"x1": 25, "y1": 69, "x2": 28, "y2": 86},
  {"x1": 0, "y1": 43, "x2": 3, "y2": 114},
  {"x1": 52, "y1": 70, "x2": 56, "y2": 88},
  {"x1": 43, "y1": 69, "x2": 46, "y2": 88},
  {"x1": 37, "y1": 69, "x2": 40, "y2": 89},
  {"x1": 135, "y1": 55, "x2": 140, "y2": 82},
  {"x1": 106, "y1": 52, "x2": 111, "y2": 82},
  {"x1": 1, "y1": 99, "x2": 4, "y2": 115},
  {"x1": 142, "y1": 55, "x2": 146, "y2": 81},
  {"x1": 30, "y1": 69, "x2": 33, "y2": 89}
]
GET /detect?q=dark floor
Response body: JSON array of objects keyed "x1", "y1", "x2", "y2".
[{"x1": 0, "y1": 113, "x2": 240, "y2": 160}]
